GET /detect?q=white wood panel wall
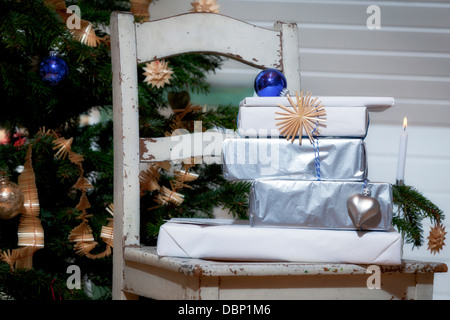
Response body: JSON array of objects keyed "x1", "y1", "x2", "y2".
[{"x1": 149, "y1": 0, "x2": 450, "y2": 299}]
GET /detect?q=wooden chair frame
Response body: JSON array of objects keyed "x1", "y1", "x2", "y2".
[{"x1": 110, "y1": 11, "x2": 300, "y2": 299}]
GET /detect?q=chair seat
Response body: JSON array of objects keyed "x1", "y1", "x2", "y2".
[{"x1": 122, "y1": 246, "x2": 447, "y2": 300}]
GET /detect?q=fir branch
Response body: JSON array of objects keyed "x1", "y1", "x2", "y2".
[
  {"x1": 0, "y1": 0, "x2": 234, "y2": 299},
  {"x1": 0, "y1": 262, "x2": 89, "y2": 300},
  {"x1": 201, "y1": 105, "x2": 239, "y2": 131},
  {"x1": 392, "y1": 215, "x2": 423, "y2": 247},
  {"x1": 392, "y1": 184, "x2": 444, "y2": 247},
  {"x1": 393, "y1": 184, "x2": 443, "y2": 222},
  {"x1": 68, "y1": 0, "x2": 131, "y2": 25},
  {"x1": 167, "y1": 54, "x2": 223, "y2": 94},
  {"x1": 217, "y1": 181, "x2": 251, "y2": 220},
  {"x1": 142, "y1": 163, "x2": 252, "y2": 243}
]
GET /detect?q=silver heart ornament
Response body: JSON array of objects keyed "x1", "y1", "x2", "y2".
[{"x1": 347, "y1": 188, "x2": 381, "y2": 230}]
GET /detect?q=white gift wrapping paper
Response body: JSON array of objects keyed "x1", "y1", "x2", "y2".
[
  {"x1": 156, "y1": 219, "x2": 403, "y2": 265},
  {"x1": 239, "y1": 96, "x2": 395, "y2": 111},
  {"x1": 222, "y1": 138, "x2": 367, "y2": 181},
  {"x1": 249, "y1": 180, "x2": 393, "y2": 231},
  {"x1": 238, "y1": 106, "x2": 368, "y2": 138},
  {"x1": 237, "y1": 96, "x2": 395, "y2": 138}
]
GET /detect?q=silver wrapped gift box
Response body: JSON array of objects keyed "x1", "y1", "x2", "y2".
[
  {"x1": 222, "y1": 138, "x2": 367, "y2": 181},
  {"x1": 249, "y1": 180, "x2": 393, "y2": 231}
]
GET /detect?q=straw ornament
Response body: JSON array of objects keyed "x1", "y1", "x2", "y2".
[
  {"x1": 156, "y1": 184, "x2": 185, "y2": 206},
  {"x1": 156, "y1": 161, "x2": 172, "y2": 172},
  {"x1": 0, "y1": 145, "x2": 44, "y2": 270},
  {"x1": 168, "y1": 103, "x2": 203, "y2": 134},
  {"x1": 51, "y1": 133, "x2": 114, "y2": 259},
  {"x1": 101, "y1": 204, "x2": 114, "y2": 248},
  {"x1": 139, "y1": 165, "x2": 161, "y2": 195},
  {"x1": 18, "y1": 215, "x2": 44, "y2": 247},
  {"x1": 17, "y1": 146, "x2": 44, "y2": 249},
  {"x1": 100, "y1": 220, "x2": 114, "y2": 249},
  {"x1": 44, "y1": 0, "x2": 67, "y2": 11},
  {"x1": 181, "y1": 160, "x2": 196, "y2": 172},
  {"x1": 71, "y1": 20, "x2": 102, "y2": 47},
  {"x1": 68, "y1": 223, "x2": 94, "y2": 244},
  {"x1": 69, "y1": 221, "x2": 97, "y2": 257},
  {"x1": 73, "y1": 176, "x2": 93, "y2": 192},
  {"x1": 0, "y1": 131, "x2": 115, "y2": 264},
  {"x1": 174, "y1": 170, "x2": 199, "y2": 183},
  {"x1": 74, "y1": 241, "x2": 97, "y2": 257},
  {"x1": 142, "y1": 60, "x2": 174, "y2": 89},
  {"x1": 70, "y1": 223, "x2": 97, "y2": 257},
  {"x1": 130, "y1": 0, "x2": 152, "y2": 21},
  {"x1": 190, "y1": 0, "x2": 220, "y2": 13},
  {"x1": 43, "y1": 0, "x2": 104, "y2": 47},
  {"x1": 68, "y1": 202, "x2": 114, "y2": 259},
  {"x1": 0, "y1": 247, "x2": 38, "y2": 270},
  {"x1": 18, "y1": 147, "x2": 40, "y2": 216},
  {"x1": 75, "y1": 191, "x2": 91, "y2": 213},
  {"x1": 69, "y1": 151, "x2": 84, "y2": 165},
  {"x1": 37, "y1": 127, "x2": 57, "y2": 139},
  {"x1": 145, "y1": 100, "x2": 203, "y2": 211},
  {"x1": 427, "y1": 223, "x2": 447, "y2": 255},
  {"x1": 275, "y1": 91, "x2": 327, "y2": 145},
  {"x1": 53, "y1": 137, "x2": 73, "y2": 160},
  {"x1": 106, "y1": 203, "x2": 114, "y2": 217}
]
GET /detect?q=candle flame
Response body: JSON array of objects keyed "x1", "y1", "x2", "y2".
[{"x1": 403, "y1": 117, "x2": 407, "y2": 130}]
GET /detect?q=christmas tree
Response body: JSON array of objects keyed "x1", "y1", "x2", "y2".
[{"x1": 0, "y1": 0, "x2": 249, "y2": 300}]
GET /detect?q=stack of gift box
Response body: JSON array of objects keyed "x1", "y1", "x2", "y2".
[
  {"x1": 157, "y1": 94, "x2": 403, "y2": 265},
  {"x1": 227, "y1": 95, "x2": 393, "y2": 231}
]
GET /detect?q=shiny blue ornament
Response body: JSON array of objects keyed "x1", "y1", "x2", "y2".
[
  {"x1": 40, "y1": 55, "x2": 68, "y2": 85},
  {"x1": 254, "y1": 69, "x2": 287, "y2": 97}
]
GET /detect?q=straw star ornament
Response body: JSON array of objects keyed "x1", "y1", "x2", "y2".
[
  {"x1": 190, "y1": 0, "x2": 220, "y2": 13},
  {"x1": 142, "y1": 60, "x2": 174, "y2": 89},
  {"x1": 275, "y1": 91, "x2": 326, "y2": 145},
  {"x1": 427, "y1": 223, "x2": 447, "y2": 255}
]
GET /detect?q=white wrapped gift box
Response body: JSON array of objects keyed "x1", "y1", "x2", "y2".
[
  {"x1": 157, "y1": 219, "x2": 402, "y2": 265},
  {"x1": 240, "y1": 96, "x2": 395, "y2": 111},
  {"x1": 237, "y1": 96, "x2": 395, "y2": 138}
]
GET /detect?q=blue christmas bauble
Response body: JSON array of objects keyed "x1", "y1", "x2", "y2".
[
  {"x1": 254, "y1": 69, "x2": 287, "y2": 97},
  {"x1": 40, "y1": 55, "x2": 68, "y2": 85}
]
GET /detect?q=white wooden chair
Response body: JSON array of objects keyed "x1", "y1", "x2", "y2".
[
  {"x1": 110, "y1": 11, "x2": 446, "y2": 300},
  {"x1": 110, "y1": 11, "x2": 300, "y2": 300}
]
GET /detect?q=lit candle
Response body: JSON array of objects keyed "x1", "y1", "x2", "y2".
[{"x1": 396, "y1": 117, "x2": 408, "y2": 185}]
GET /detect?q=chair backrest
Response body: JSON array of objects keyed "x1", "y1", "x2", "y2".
[{"x1": 110, "y1": 11, "x2": 300, "y2": 250}]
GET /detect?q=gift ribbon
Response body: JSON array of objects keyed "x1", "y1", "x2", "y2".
[
  {"x1": 313, "y1": 138, "x2": 321, "y2": 180},
  {"x1": 311, "y1": 110, "x2": 321, "y2": 180},
  {"x1": 362, "y1": 179, "x2": 371, "y2": 194}
]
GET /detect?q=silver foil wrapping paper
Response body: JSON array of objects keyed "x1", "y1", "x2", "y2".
[
  {"x1": 222, "y1": 138, "x2": 367, "y2": 181},
  {"x1": 249, "y1": 180, "x2": 393, "y2": 231}
]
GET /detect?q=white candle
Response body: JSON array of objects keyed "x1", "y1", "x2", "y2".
[{"x1": 396, "y1": 117, "x2": 408, "y2": 182}]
